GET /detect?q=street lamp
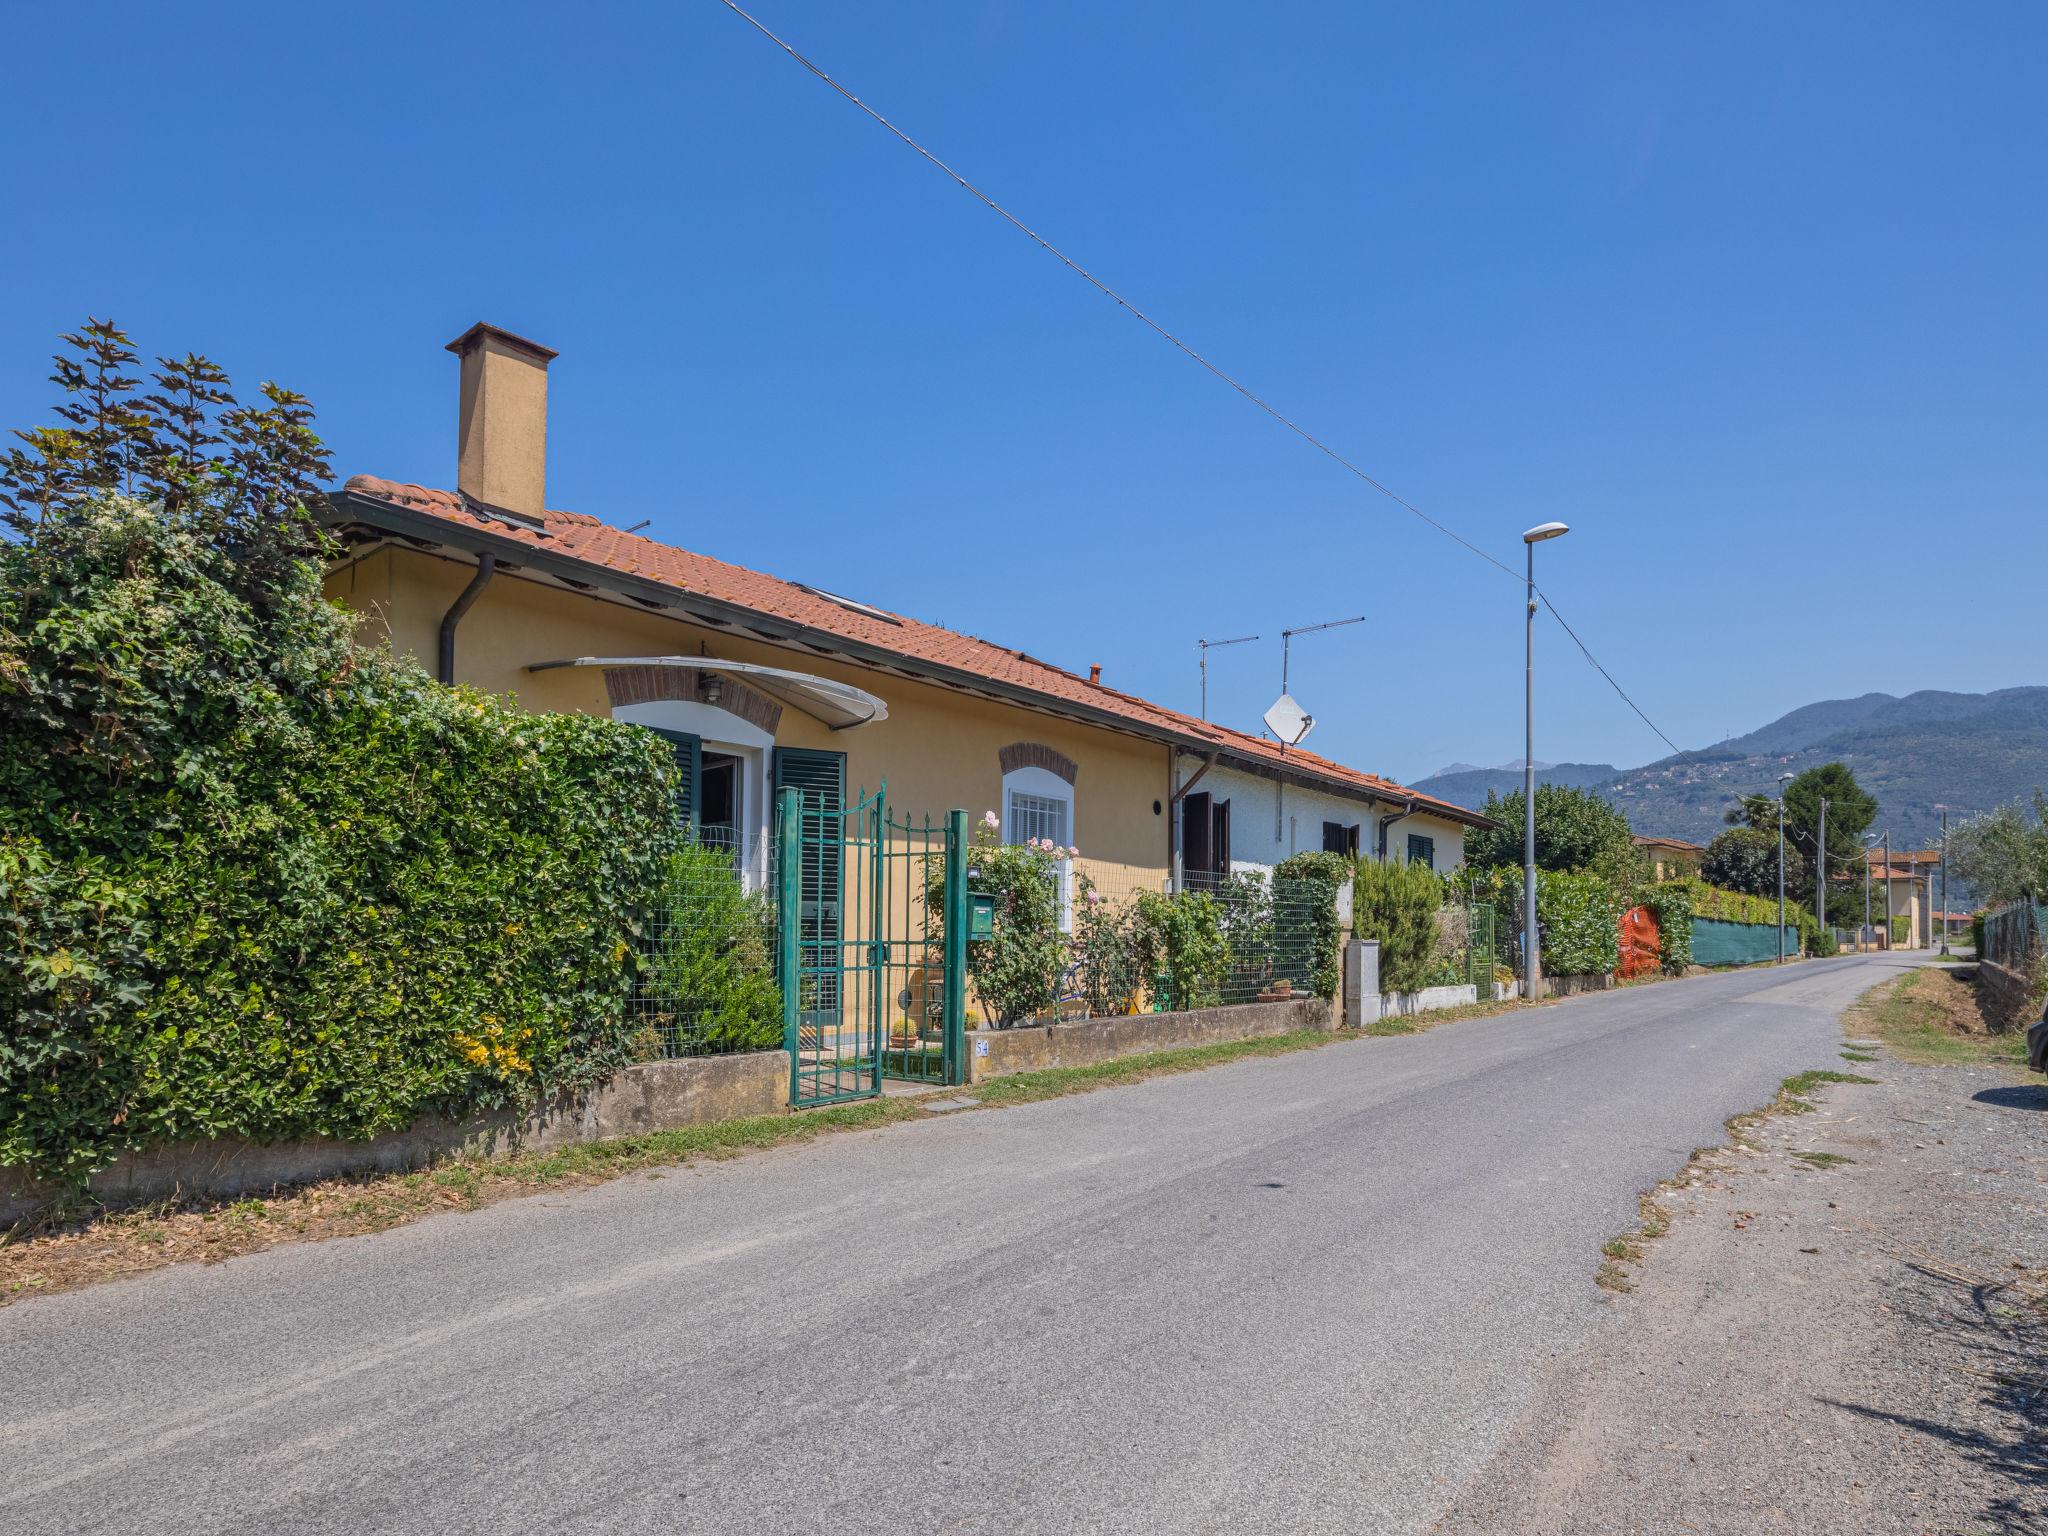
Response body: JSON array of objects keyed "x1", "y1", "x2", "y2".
[
  {"x1": 1522, "y1": 521, "x2": 1568, "y2": 1001},
  {"x1": 1777, "y1": 772, "x2": 1795, "y2": 963}
]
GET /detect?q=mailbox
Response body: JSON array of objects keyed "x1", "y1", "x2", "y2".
[{"x1": 967, "y1": 890, "x2": 996, "y2": 940}]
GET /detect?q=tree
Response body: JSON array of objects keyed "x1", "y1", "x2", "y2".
[
  {"x1": 1947, "y1": 794, "x2": 2048, "y2": 907},
  {"x1": 1466, "y1": 783, "x2": 1634, "y2": 878},
  {"x1": 1724, "y1": 764, "x2": 1875, "y2": 927},
  {"x1": 1702, "y1": 826, "x2": 1804, "y2": 898}
]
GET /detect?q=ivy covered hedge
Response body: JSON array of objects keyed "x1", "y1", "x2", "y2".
[
  {"x1": 0, "y1": 501, "x2": 677, "y2": 1181},
  {"x1": 0, "y1": 325, "x2": 677, "y2": 1181}
]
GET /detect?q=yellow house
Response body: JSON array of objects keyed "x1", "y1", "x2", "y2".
[{"x1": 322, "y1": 324, "x2": 1489, "y2": 903}]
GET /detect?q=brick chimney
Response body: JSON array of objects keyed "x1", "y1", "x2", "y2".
[
  {"x1": 446, "y1": 322, "x2": 557, "y2": 522},
  {"x1": 1088, "y1": 664, "x2": 1102, "y2": 685}
]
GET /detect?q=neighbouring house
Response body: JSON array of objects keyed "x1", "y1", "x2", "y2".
[
  {"x1": 1170, "y1": 752, "x2": 1486, "y2": 893},
  {"x1": 1633, "y1": 834, "x2": 1704, "y2": 882},
  {"x1": 1851, "y1": 849, "x2": 1941, "y2": 947},
  {"x1": 322, "y1": 324, "x2": 1489, "y2": 920}
]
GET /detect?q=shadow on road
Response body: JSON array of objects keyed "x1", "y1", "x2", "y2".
[
  {"x1": 1821, "y1": 1260, "x2": 2048, "y2": 1536},
  {"x1": 1972, "y1": 1084, "x2": 2048, "y2": 1112}
]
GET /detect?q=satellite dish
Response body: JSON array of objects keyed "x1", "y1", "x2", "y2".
[{"x1": 1263, "y1": 693, "x2": 1314, "y2": 746}]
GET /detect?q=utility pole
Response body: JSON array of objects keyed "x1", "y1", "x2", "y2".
[
  {"x1": 1907, "y1": 853, "x2": 1918, "y2": 949},
  {"x1": 1937, "y1": 804, "x2": 1950, "y2": 956},
  {"x1": 1883, "y1": 831, "x2": 1892, "y2": 948},
  {"x1": 1197, "y1": 634, "x2": 1258, "y2": 721},
  {"x1": 1863, "y1": 837, "x2": 1873, "y2": 953},
  {"x1": 1776, "y1": 772, "x2": 1794, "y2": 963},
  {"x1": 1816, "y1": 795, "x2": 1828, "y2": 947},
  {"x1": 1520, "y1": 524, "x2": 1568, "y2": 1001}
]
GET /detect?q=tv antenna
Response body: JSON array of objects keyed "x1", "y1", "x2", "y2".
[
  {"x1": 1268, "y1": 616, "x2": 1365, "y2": 751},
  {"x1": 1197, "y1": 634, "x2": 1260, "y2": 721}
]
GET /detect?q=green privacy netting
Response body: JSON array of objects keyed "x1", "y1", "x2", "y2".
[{"x1": 1692, "y1": 917, "x2": 1799, "y2": 966}]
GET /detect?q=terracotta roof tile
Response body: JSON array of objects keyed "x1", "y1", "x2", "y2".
[{"x1": 337, "y1": 475, "x2": 1493, "y2": 828}]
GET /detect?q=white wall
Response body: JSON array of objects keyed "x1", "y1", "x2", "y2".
[{"x1": 1172, "y1": 755, "x2": 1469, "y2": 881}]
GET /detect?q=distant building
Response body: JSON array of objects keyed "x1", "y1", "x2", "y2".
[{"x1": 1634, "y1": 834, "x2": 1704, "y2": 882}]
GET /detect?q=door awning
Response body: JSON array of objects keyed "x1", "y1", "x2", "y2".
[{"x1": 526, "y1": 656, "x2": 888, "y2": 730}]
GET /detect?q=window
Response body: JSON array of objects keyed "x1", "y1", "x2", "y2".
[
  {"x1": 1003, "y1": 763, "x2": 1076, "y2": 929},
  {"x1": 1007, "y1": 791, "x2": 1069, "y2": 849},
  {"x1": 1322, "y1": 821, "x2": 1360, "y2": 857},
  {"x1": 1407, "y1": 833, "x2": 1435, "y2": 870}
]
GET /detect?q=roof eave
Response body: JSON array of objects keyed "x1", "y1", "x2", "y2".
[{"x1": 326, "y1": 487, "x2": 1494, "y2": 827}]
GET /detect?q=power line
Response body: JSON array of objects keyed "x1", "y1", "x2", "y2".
[{"x1": 714, "y1": 0, "x2": 1683, "y2": 757}]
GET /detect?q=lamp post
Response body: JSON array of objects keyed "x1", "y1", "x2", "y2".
[
  {"x1": 1777, "y1": 772, "x2": 1794, "y2": 963},
  {"x1": 1521, "y1": 522, "x2": 1569, "y2": 1001}
]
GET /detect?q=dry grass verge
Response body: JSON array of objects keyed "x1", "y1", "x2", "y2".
[
  {"x1": 1843, "y1": 965, "x2": 2029, "y2": 1070},
  {"x1": 4, "y1": 1003, "x2": 1547, "y2": 1308}
]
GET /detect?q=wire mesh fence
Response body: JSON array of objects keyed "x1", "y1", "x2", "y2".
[
  {"x1": 1054, "y1": 864, "x2": 1340, "y2": 1019},
  {"x1": 1980, "y1": 899, "x2": 2047, "y2": 974},
  {"x1": 628, "y1": 830, "x2": 783, "y2": 1060}
]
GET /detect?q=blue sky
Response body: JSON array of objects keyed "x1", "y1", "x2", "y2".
[{"x1": 4, "y1": 2, "x2": 2043, "y2": 784}]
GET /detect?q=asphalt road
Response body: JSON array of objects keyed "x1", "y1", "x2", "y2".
[{"x1": 0, "y1": 954, "x2": 1903, "y2": 1535}]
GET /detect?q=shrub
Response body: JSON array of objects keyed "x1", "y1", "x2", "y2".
[
  {"x1": 1272, "y1": 851, "x2": 1348, "y2": 999},
  {"x1": 1640, "y1": 882, "x2": 1695, "y2": 973},
  {"x1": 639, "y1": 841, "x2": 781, "y2": 1055},
  {"x1": 1073, "y1": 876, "x2": 1142, "y2": 1017},
  {"x1": 0, "y1": 499, "x2": 679, "y2": 1182},
  {"x1": 958, "y1": 822, "x2": 1067, "y2": 1027},
  {"x1": 0, "y1": 322, "x2": 679, "y2": 1182},
  {"x1": 1132, "y1": 888, "x2": 1228, "y2": 1010},
  {"x1": 1538, "y1": 871, "x2": 1621, "y2": 978},
  {"x1": 1353, "y1": 857, "x2": 1442, "y2": 994}
]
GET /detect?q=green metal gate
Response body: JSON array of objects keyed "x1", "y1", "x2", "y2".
[
  {"x1": 775, "y1": 785, "x2": 968, "y2": 1107},
  {"x1": 1466, "y1": 903, "x2": 1497, "y2": 997}
]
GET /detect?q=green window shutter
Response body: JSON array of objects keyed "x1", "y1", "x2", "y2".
[
  {"x1": 1406, "y1": 833, "x2": 1435, "y2": 870},
  {"x1": 648, "y1": 727, "x2": 702, "y2": 830},
  {"x1": 774, "y1": 748, "x2": 847, "y2": 1009},
  {"x1": 772, "y1": 747, "x2": 845, "y2": 815}
]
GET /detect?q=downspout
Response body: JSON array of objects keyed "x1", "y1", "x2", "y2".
[
  {"x1": 437, "y1": 553, "x2": 496, "y2": 685},
  {"x1": 1377, "y1": 798, "x2": 1415, "y2": 862}
]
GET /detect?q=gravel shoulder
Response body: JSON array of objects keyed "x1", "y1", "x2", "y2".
[{"x1": 1435, "y1": 969, "x2": 2048, "y2": 1536}]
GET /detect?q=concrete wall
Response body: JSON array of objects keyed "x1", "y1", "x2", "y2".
[
  {"x1": 1172, "y1": 756, "x2": 1468, "y2": 876},
  {"x1": 326, "y1": 546, "x2": 1174, "y2": 887},
  {"x1": 963, "y1": 996, "x2": 1334, "y2": 1082},
  {"x1": 0, "y1": 1052, "x2": 788, "y2": 1225},
  {"x1": 1973, "y1": 958, "x2": 2042, "y2": 1035}
]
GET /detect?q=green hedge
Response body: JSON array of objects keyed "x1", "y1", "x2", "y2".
[
  {"x1": 1538, "y1": 870, "x2": 1621, "y2": 977},
  {"x1": 0, "y1": 499, "x2": 677, "y2": 1181},
  {"x1": 1640, "y1": 882, "x2": 1695, "y2": 972},
  {"x1": 1351, "y1": 856, "x2": 1441, "y2": 994}
]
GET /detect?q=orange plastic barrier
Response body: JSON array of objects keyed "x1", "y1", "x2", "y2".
[{"x1": 1618, "y1": 905, "x2": 1662, "y2": 979}]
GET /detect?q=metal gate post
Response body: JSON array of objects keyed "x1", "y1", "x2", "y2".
[
  {"x1": 869, "y1": 786, "x2": 887, "y2": 1099},
  {"x1": 942, "y1": 809, "x2": 969, "y2": 1085},
  {"x1": 775, "y1": 786, "x2": 803, "y2": 1106}
]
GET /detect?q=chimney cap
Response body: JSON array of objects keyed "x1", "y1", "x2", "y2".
[
  {"x1": 1088, "y1": 664, "x2": 1102, "y2": 685},
  {"x1": 445, "y1": 322, "x2": 558, "y2": 364}
]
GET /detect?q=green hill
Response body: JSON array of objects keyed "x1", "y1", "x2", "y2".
[{"x1": 1415, "y1": 688, "x2": 2048, "y2": 858}]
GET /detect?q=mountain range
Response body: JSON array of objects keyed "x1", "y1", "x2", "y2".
[{"x1": 1412, "y1": 688, "x2": 2048, "y2": 859}]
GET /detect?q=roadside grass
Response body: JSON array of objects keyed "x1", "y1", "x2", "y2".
[
  {"x1": 1598, "y1": 1062, "x2": 1882, "y2": 1295},
  {"x1": 3, "y1": 998, "x2": 1551, "y2": 1308},
  {"x1": 1844, "y1": 966, "x2": 2029, "y2": 1070}
]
